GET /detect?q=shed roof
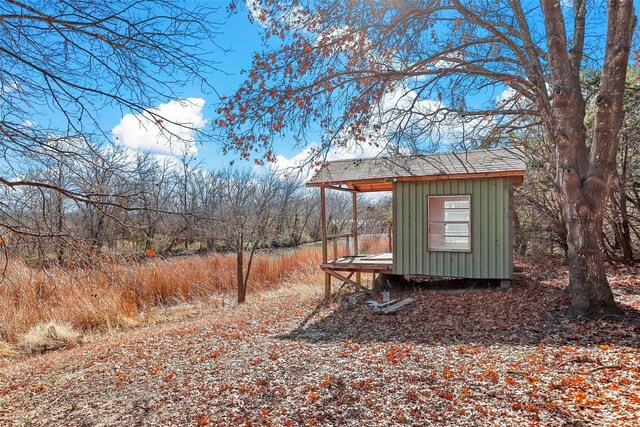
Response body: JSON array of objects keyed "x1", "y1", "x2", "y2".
[{"x1": 306, "y1": 147, "x2": 526, "y2": 192}]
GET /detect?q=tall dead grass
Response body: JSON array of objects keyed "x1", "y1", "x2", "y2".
[
  {"x1": 358, "y1": 233, "x2": 392, "y2": 254},
  {"x1": 0, "y1": 235, "x2": 389, "y2": 344},
  {"x1": 0, "y1": 246, "x2": 320, "y2": 343}
]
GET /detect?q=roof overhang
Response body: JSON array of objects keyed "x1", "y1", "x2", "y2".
[{"x1": 307, "y1": 170, "x2": 525, "y2": 192}]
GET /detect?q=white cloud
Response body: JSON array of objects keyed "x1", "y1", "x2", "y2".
[
  {"x1": 245, "y1": 0, "x2": 271, "y2": 28},
  {"x1": 0, "y1": 80, "x2": 18, "y2": 95},
  {"x1": 245, "y1": 0, "x2": 311, "y2": 32},
  {"x1": 270, "y1": 136, "x2": 399, "y2": 182},
  {"x1": 112, "y1": 98, "x2": 207, "y2": 157},
  {"x1": 279, "y1": 140, "x2": 378, "y2": 167},
  {"x1": 377, "y1": 83, "x2": 444, "y2": 125},
  {"x1": 560, "y1": 0, "x2": 573, "y2": 8},
  {"x1": 271, "y1": 83, "x2": 456, "y2": 181},
  {"x1": 271, "y1": 75, "x2": 503, "y2": 182},
  {"x1": 495, "y1": 87, "x2": 532, "y2": 110},
  {"x1": 430, "y1": 51, "x2": 466, "y2": 70},
  {"x1": 372, "y1": 82, "x2": 475, "y2": 146}
]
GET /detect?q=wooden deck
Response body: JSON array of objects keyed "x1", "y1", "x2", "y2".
[{"x1": 321, "y1": 253, "x2": 393, "y2": 273}]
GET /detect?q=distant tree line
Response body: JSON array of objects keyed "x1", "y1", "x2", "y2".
[{"x1": 0, "y1": 144, "x2": 391, "y2": 270}]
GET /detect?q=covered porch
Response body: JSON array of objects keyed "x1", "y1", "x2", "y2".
[
  {"x1": 307, "y1": 148, "x2": 527, "y2": 298},
  {"x1": 315, "y1": 179, "x2": 394, "y2": 298}
]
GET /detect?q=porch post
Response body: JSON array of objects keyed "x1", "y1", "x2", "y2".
[
  {"x1": 352, "y1": 191, "x2": 361, "y2": 284},
  {"x1": 320, "y1": 186, "x2": 330, "y2": 298},
  {"x1": 352, "y1": 192, "x2": 359, "y2": 254}
]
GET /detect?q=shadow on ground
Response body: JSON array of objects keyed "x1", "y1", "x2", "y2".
[
  {"x1": 282, "y1": 277, "x2": 640, "y2": 349},
  {"x1": 613, "y1": 281, "x2": 640, "y2": 297}
]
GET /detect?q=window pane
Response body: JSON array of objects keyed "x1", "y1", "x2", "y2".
[
  {"x1": 428, "y1": 195, "x2": 471, "y2": 251},
  {"x1": 444, "y1": 199, "x2": 470, "y2": 209},
  {"x1": 443, "y1": 237, "x2": 469, "y2": 250},
  {"x1": 430, "y1": 222, "x2": 445, "y2": 234},
  {"x1": 429, "y1": 197, "x2": 445, "y2": 222},
  {"x1": 445, "y1": 223, "x2": 469, "y2": 237},
  {"x1": 444, "y1": 209, "x2": 469, "y2": 222},
  {"x1": 429, "y1": 233, "x2": 446, "y2": 249}
]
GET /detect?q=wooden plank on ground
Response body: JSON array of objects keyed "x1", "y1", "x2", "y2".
[
  {"x1": 365, "y1": 299, "x2": 398, "y2": 309},
  {"x1": 381, "y1": 298, "x2": 416, "y2": 314}
]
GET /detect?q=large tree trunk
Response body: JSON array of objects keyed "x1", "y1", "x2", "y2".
[
  {"x1": 542, "y1": 0, "x2": 635, "y2": 317},
  {"x1": 563, "y1": 190, "x2": 616, "y2": 316}
]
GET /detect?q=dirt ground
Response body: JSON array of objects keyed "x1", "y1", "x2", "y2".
[{"x1": 1, "y1": 264, "x2": 639, "y2": 426}]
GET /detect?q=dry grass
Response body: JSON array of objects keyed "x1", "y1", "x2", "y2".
[
  {"x1": 19, "y1": 321, "x2": 83, "y2": 354},
  {"x1": 3, "y1": 261, "x2": 640, "y2": 426},
  {"x1": 0, "y1": 236, "x2": 389, "y2": 345},
  {"x1": 0, "y1": 342, "x2": 13, "y2": 359},
  {"x1": 359, "y1": 233, "x2": 392, "y2": 254}
]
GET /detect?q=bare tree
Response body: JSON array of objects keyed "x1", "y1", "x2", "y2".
[
  {"x1": 128, "y1": 153, "x2": 177, "y2": 251},
  {"x1": 215, "y1": 169, "x2": 282, "y2": 304},
  {"x1": 169, "y1": 154, "x2": 202, "y2": 251},
  {"x1": 604, "y1": 70, "x2": 640, "y2": 264},
  {"x1": 68, "y1": 144, "x2": 132, "y2": 253},
  {"x1": 220, "y1": 0, "x2": 636, "y2": 317},
  {"x1": 0, "y1": 0, "x2": 219, "y2": 247}
]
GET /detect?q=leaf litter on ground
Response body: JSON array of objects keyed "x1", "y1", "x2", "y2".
[{"x1": 1, "y1": 261, "x2": 639, "y2": 426}]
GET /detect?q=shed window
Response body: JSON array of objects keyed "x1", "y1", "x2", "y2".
[{"x1": 428, "y1": 195, "x2": 471, "y2": 252}]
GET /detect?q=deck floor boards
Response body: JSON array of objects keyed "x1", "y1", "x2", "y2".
[{"x1": 321, "y1": 253, "x2": 393, "y2": 273}]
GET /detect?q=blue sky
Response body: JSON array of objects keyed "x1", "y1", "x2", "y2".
[
  {"x1": 104, "y1": 2, "x2": 490, "y2": 173},
  {"x1": 104, "y1": 2, "x2": 382, "y2": 174},
  {"x1": 105, "y1": 3, "x2": 268, "y2": 170},
  {"x1": 0, "y1": 1, "x2": 265, "y2": 173},
  {"x1": 3, "y1": 0, "x2": 636, "y2": 176},
  {"x1": 23, "y1": 0, "x2": 633, "y2": 175}
]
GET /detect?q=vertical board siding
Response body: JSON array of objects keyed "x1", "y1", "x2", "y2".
[
  {"x1": 406, "y1": 182, "x2": 413, "y2": 273},
  {"x1": 416, "y1": 183, "x2": 424, "y2": 273},
  {"x1": 508, "y1": 179, "x2": 514, "y2": 279},
  {"x1": 496, "y1": 179, "x2": 505, "y2": 276},
  {"x1": 472, "y1": 179, "x2": 482, "y2": 277},
  {"x1": 480, "y1": 180, "x2": 488, "y2": 277},
  {"x1": 394, "y1": 177, "x2": 513, "y2": 279},
  {"x1": 487, "y1": 179, "x2": 496, "y2": 277},
  {"x1": 411, "y1": 182, "x2": 418, "y2": 273}
]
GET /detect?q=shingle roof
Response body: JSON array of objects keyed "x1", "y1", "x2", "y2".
[{"x1": 307, "y1": 147, "x2": 526, "y2": 186}]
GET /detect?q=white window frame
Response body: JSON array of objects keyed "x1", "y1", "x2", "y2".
[{"x1": 427, "y1": 195, "x2": 471, "y2": 252}]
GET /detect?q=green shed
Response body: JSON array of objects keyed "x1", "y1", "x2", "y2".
[{"x1": 306, "y1": 147, "x2": 526, "y2": 297}]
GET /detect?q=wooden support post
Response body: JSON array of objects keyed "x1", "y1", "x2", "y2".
[
  {"x1": 332, "y1": 236, "x2": 338, "y2": 260},
  {"x1": 352, "y1": 192, "x2": 361, "y2": 284},
  {"x1": 321, "y1": 186, "x2": 330, "y2": 299},
  {"x1": 323, "y1": 268, "x2": 373, "y2": 295},
  {"x1": 352, "y1": 192, "x2": 359, "y2": 254},
  {"x1": 345, "y1": 235, "x2": 350, "y2": 256}
]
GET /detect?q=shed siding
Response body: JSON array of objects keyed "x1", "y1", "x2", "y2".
[{"x1": 393, "y1": 177, "x2": 512, "y2": 279}]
